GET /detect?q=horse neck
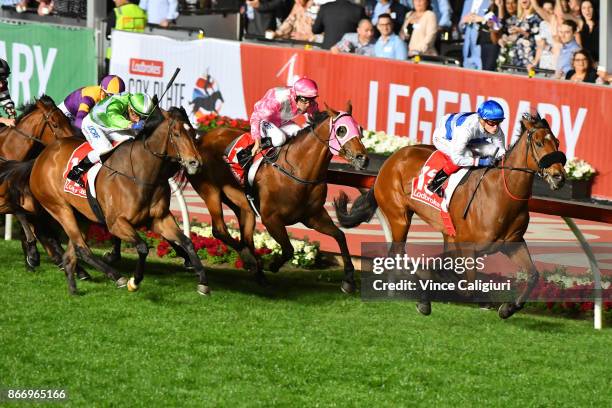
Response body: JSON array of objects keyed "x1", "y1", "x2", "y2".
[
  {"x1": 110, "y1": 123, "x2": 172, "y2": 187},
  {"x1": 282, "y1": 121, "x2": 332, "y2": 181},
  {"x1": 0, "y1": 120, "x2": 36, "y2": 160},
  {"x1": 492, "y1": 131, "x2": 535, "y2": 202}
]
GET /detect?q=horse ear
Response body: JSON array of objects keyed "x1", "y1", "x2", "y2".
[
  {"x1": 324, "y1": 102, "x2": 334, "y2": 116},
  {"x1": 346, "y1": 100, "x2": 352, "y2": 115}
]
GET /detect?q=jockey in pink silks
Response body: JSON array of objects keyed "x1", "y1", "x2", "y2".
[{"x1": 249, "y1": 77, "x2": 320, "y2": 156}]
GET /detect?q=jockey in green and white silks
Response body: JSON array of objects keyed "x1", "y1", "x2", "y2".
[{"x1": 67, "y1": 92, "x2": 154, "y2": 184}]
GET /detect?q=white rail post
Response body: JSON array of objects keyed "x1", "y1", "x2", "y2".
[
  {"x1": 168, "y1": 179, "x2": 190, "y2": 237},
  {"x1": 563, "y1": 217, "x2": 603, "y2": 330},
  {"x1": 4, "y1": 214, "x2": 12, "y2": 240}
]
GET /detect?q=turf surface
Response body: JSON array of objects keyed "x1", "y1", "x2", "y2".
[{"x1": 0, "y1": 240, "x2": 610, "y2": 407}]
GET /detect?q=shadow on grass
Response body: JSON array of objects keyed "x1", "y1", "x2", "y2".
[{"x1": 76, "y1": 254, "x2": 355, "y2": 304}]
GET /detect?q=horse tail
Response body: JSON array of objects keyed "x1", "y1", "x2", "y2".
[
  {"x1": 333, "y1": 188, "x2": 378, "y2": 228},
  {"x1": 0, "y1": 159, "x2": 35, "y2": 210}
]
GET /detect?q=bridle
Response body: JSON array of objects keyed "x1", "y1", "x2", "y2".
[
  {"x1": 0, "y1": 105, "x2": 65, "y2": 147},
  {"x1": 498, "y1": 124, "x2": 566, "y2": 200},
  {"x1": 265, "y1": 111, "x2": 361, "y2": 185},
  {"x1": 143, "y1": 117, "x2": 184, "y2": 163}
]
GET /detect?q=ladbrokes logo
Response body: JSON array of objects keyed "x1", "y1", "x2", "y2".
[{"x1": 129, "y1": 58, "x2": 164, "y2": 77}]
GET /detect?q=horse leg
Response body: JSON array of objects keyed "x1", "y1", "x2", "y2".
[
  {"x1": 35, "y1": 228, "x2": 91, "y2": 280},
  {"x1": 107, "y1": 219, "x2": 148, "y2": 292},
  {"x1": 102, "y1": 236, "x2": 122, "y2": 264},
  {"x1": 62, "y1": 241, "x2": 78, "y2": 295},
  {"x1": 499, "y1": 240, "x2": 538, "y2": 319},
  {"x1": 152, "y1": 214, "x2": 210, "y2": 295},
  {"x1": 44, "y1": 205, "x2": 126, "y2": 287},
  {"x1": 238, "y1": 207, "x2": 264, "y2": 284},
  {"x1": 303, "y1": 209, "x2": 356, "y2": 294},
  {"x1": 168, "y1": 241, "x2": 195, "y2": 270},
  {"x1": 15, "y1": 212, "x2": 40, "y2": 271},
  {"x1": 261, "y1": 217, "x2": 293, "y2": 274}
]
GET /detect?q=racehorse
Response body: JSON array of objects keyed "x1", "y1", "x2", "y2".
[
  {"x1": 0, "y1": 106, "x2": 208, "y2": 295},
  {"x1": 188, "y1": 103, "x2": 368, "y2": 292},
  {"x1": 334, "y1": 113, "x2": 567, "y2": 319},
  {"x1": 0, "y1": 95, "x2": 78, "y2": 271}
]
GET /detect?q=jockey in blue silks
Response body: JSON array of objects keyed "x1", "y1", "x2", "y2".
[{"x1": 427, "y1": 100, "x2": 507, "y2": 197}]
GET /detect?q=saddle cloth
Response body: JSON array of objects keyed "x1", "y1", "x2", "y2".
[
  {"x1": 62, "y1": 141, "x2": 122, "y2": 199},
  {"x1": 224, "y1": 132, "x2": 270, "y2": 187},
  {"x1": 410, "y1": 150, "x2": 468, "y2": 236}
]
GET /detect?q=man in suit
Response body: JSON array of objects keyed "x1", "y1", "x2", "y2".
[
  {"x1": 246, "y1": 0, "x2": 286, "y2": 36},
  {"x1": 312, "y1": 0, "x2": 367, "y2": 49},
  {"x1": 460, "y1": 0, "x2": 490, "y2": 69},
  {"x1": 366, "y1": 0, "x2": 409, "y2": 35}
]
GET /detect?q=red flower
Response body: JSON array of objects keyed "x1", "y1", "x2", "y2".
[
  {"x1": 157, "y1": 241, "x2": 170, "y2": 257},
  {"x1": 235, "y1": 259, "x2": 244, "y2": 269}
]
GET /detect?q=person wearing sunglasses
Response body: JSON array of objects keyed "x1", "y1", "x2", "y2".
[
  {"x1": 427, "y1": 100, "x2": 506, "y2": 197},
  {"x1": 248, "y1": 77, "x2": 320, "y2": 157}
]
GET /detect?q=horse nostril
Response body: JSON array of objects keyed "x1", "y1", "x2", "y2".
[
  {"x1": 552, "y1": 173, "x2": 564, "y2": 181},
  {"x1": 188, "y1": 160, "x2": 199, "y2": 168}
]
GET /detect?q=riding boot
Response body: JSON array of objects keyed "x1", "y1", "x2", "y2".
[
  {"x1": 67, "y1": 157, "x2": 95, "y2": 187},
  {"x1": 427, "y1": 169, "x2": 449, "y2": 198}
]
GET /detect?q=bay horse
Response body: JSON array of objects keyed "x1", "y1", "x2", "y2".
[
  {"x1": 188, "y1": 103, "x2": 368, "y2": 292},
  {"x1": 0, "y1": 95, "x2": 78, "y2": 271},
  {"x1": 334, "y1": 113, "x2": 567, "y2": 319},
  {"x1": 1, "y1": 106, "x2": 209, "y2": 295}
]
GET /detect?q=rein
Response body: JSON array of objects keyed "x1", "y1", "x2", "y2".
[
  {"x1": 498, "y1": 125, "x2": 565, "y2": 201},
  {"x1": 0, "y1": 106, "x2": 62, "y2": 147},
  {"x1": 101, "y1": 118, "x2": 183, "y2": 187}
]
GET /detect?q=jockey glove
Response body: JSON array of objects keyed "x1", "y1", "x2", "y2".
[
  {"x1": 132, "y1": 120, "x2": 145, "y2": 132},
  {"x1": 478, "y1": 157, "x2": 493, "y2": 167}
]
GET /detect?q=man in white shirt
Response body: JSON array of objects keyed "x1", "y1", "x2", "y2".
[{"x1": 139, "y1": 0, "x2": 179, "y2": 27}]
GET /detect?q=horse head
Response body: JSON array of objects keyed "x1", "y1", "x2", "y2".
[
  {"x1": 14, "y1": 95, "x2": 74, "y2": 145},
  {"x1": 518, "y1": 112, "x2": 566, "y2": 190},
  {"x1": 152, "y1": 106, "x2": 202, "y2": 175},
  {"x1": 324, "y1": 101, "x2": 369, "y2": 170}
]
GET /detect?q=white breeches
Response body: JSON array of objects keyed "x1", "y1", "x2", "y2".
[
  {"x1": 81, "y1": 115, "x2": 134, "y2": 162},
  {"x1": 58, "y1": 102, "x2": 72, "y2": 120},
  {"x1": 260, "y1": 120, "x2": 302, "y2": 147}
]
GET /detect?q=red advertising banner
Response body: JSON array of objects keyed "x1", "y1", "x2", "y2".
[{"x1": 240, "y1": 43, "x2": 612, "y2": 199}]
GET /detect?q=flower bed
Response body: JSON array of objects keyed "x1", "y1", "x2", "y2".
[
  {"x1": 195, "y1": 113, "x2": 250, "y2": 133},
  {"x1": 86, "y1": 223, "x2": 320, "y2": 269},
  {"x1": 362, "y1": 130, "x2": 414, "y2": 156},
  {"x1": 564, "y1": 157, "x2": 596, "y2": 181}
]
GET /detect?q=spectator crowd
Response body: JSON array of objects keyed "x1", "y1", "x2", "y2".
[{"x1": 1, "y1": 0, "x2": 609, "y2": 85}]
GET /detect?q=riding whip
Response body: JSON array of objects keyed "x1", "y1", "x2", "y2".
[
  {"x1": 143, "y1": 67, "x2": 181, "y2": 126},
  {"x1": 462, "y1": 147, "x2": 499, "y2": 219}
]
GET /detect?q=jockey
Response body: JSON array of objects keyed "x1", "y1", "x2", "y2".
[
  {"x1": 427, "y1": 100, "x2": 507, "y2": 197},
  {"x1": 67, "y1": 92, "x2": 154, "y2": 185},
  {"x1": 248, "y1": 77, "x2": 320, "y2": 156},
  {"x1": 59, "y1": 75, "x2": 126, "y2": 129},
  {"x1": 0, "y1": 58, "x2": 17, "y2": 127}
]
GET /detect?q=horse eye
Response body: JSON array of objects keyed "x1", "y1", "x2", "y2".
[
  {"x1": 536, "y1": 141, "x2": 543, "y2": 147},
  {"x1": 336, "y1": 125, "x2": 347, "y2": 138}
]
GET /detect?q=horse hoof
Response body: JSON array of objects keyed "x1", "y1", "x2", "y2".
[
  {"x1": 498, "y1": 303, "x2": 515, "y2": 319},
  {"x1": 127, "y1": 277, "x2": 139, "y2": 292},
  {"x1": 340, "y1": 280, "x2": 355, "y2": 294},
  {"x1": 197, "y1": 284, "x2": 211, "y2": 296},
  {"x1": 26, "y1": 255, "x2": 40, "y2": 268},
  {"x1": 115, "y1": 277, "x2": 128, "y2": 288},
  {"x1": 255, "y1": 273, "x2": 270, "y2": 287},
  {"x1": 416, "y1": 301, "x2": 432, "y2": 316},
  {"x1": 268, "y1": 262, "x2": 282, "y2": 273},
  {"x1": 77, "y1": 269, "x2": 92, "y2": 281},
  {"x1": 102, "y1": 251, "x2": 120, "y2": 264}
]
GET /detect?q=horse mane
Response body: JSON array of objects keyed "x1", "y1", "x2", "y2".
[
  {"x1": 142, "y1": 103, "x2": 193, "y2": 138},
  {"x1": 286, "y1": 110, "x2": 330, "y2": 143},
  {"x1": 505, "y1": 112, "x2": 551, "y2": 155},
  {"x1": 16, "y1": 94, "x2": 56, "y2": 121}
]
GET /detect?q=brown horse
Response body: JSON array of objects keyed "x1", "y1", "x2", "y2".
[
  {"x1": 0, "y1": 106, "x2": 208, "y2": 295},
  {"x1": 0, "y1": 95, "x2": 77, "y2": 271},
  {"x1": 187, "y1": 104, "x2": 368, "y2": 292},
  {"x1": 334, "y1": 113, "x2": 567, "y2": 318}
]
